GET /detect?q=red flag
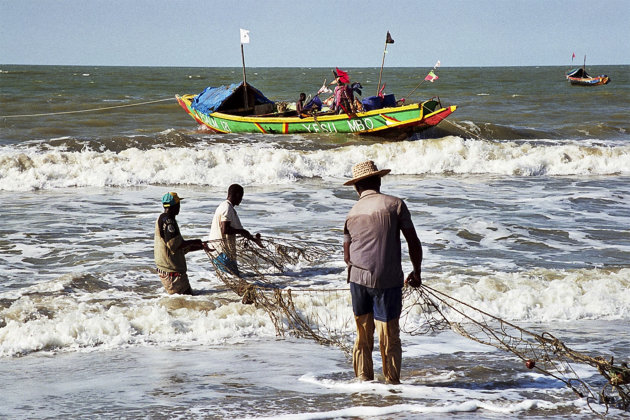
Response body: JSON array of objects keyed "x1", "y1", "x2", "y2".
[
  {"x1": 572, "y1": 52, "x2": 576, "y2": 60},
  {"x1": 335, "y1": 67, "x2": 350, "y2": 84}
]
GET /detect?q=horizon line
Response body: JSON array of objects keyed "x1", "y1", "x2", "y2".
[{"x1": 2, "y1": 63, "x2": 627, "y2": 68}]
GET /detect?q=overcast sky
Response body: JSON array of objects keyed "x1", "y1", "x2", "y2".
[{"x1": 1, "y1": 0, "x2": 628, "y2": 67}]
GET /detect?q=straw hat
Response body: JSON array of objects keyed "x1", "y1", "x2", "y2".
[{"x1": 343, "y1": 161, "x2": 391, "y2": 186}]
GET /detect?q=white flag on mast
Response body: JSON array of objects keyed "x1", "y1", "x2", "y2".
[{"x1": 240, "y1": 28, "x2": 250, "y2": 44}]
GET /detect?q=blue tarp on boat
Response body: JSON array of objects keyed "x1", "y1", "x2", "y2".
[{"x1": 191, "y1": 82, "x2": 274, "y2": 114}]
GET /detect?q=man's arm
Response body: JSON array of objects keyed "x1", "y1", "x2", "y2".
[
  {"x1": 343, "y1": 241, "x2": 352, "y2": 284},
  {"x1": 343, "y1": 222, "x2": 352, "y2": 283},
  {"x1": 161, "y1": 215, "x2": 204, "y2": 253},
  {"x1": 343, "y1": 221, "x2": 352, "y2": 266},
  {"x1": 402, "y1": 226, "x2": 423, "y2": 287},
  {"x1": 220, "y1": 221, "x2": 262, "y2": 247},
  {"x1": 343, "y1": 241, "x2": 351, "y2": 266},
  {"x1": 182, "y1": 238, "x2": 204, "y2": 253}
]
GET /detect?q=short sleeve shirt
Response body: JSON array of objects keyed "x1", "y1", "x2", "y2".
[
  {"x1": 344, "y1": 190, "x2": 414, "y2": 289},
  {"x1": 208, "y1": 200, "x2": 243, "y2": 258}
]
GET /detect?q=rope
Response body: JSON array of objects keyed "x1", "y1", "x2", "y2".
[
  {"x1": 400, "y1": 61, "x2": 440, "y2": 102},
  {"x1": 400, "y1": 79, "x2": 428, "y2": 102},
  {"x1": 264, "y1": 235, "x2": 340, "y2": 247},
  {"x1": 284, "y1": 287, "x2": 348, "y2": 293},
  {"x1": 1, "y1": 97, "x2": 174, "y2": 119},
  {"x1": 410, "y1": 284, "x2": 629, "y2": 414},
  {"x1": 201, "y1": 236, "x2": 629, "y2": 415}
]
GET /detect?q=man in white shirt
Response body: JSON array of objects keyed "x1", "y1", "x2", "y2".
[{"x1": 208, "y1": 184, "x2": 262, "y2": 276}]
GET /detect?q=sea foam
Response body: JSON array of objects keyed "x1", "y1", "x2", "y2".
[
  {"x1": 1, "y1": 137, "x2": 629, "y2": 191},
  {"x1": 1, "y1": 266, "x2": 627, "y2": 357}
]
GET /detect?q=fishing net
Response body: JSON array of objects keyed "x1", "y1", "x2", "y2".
[
  {"x1": 204, "y1": 236, "x2": 629, "y2": 415},
  {"x1": 203, "y1": 236, "x2": 355, "y2": 352},
  {"x1": 405, "y1": 285, "x2": 630, "y2": 414}
]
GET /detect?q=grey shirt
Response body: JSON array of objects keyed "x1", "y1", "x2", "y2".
[{"x1": 344, "y1": 189, "x2": 414, "y2": 289}]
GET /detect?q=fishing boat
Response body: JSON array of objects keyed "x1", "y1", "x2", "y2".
[
  {"x1": 175, "y1": 82, "x2": 456, "y2": 137},
  {"x1": 566, "y1": 56, "x2": 610, "y2": 86},
  {"x1": 566, "y1": 68, "x2": 610, "y2": 86}
]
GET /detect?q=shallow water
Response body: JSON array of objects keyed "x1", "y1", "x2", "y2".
[{"x1": 0, "y1": 65, "x2": 629, "y2": 418}]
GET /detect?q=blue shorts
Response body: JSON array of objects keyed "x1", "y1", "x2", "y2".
[
  {"x1": 213, "y1": 252, "x2": 240, "y2": 277},
  {"x1": 350, "y1": 282, "x2": 402, "y2": 322}
]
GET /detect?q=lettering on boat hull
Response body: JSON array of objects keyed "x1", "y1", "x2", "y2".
[
  {"x1": 300, "y1": 122, "x2": 339, "y2": 133},
  {"x1": 347, "y1": 118, "x2": 375, "y2": 132},
  {"x1": 203, "y1": 116, "x2": 232, "y2": 133}
]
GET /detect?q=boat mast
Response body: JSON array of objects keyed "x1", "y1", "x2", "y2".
[
  {"x1": 376, "y1": 31, "x2": 394, "y2": 95},
  {"x1": 239, "y1": 29, "x2": 250, "y2": 110},
  {"x1": 241, "y1": 43, "x2": 249, "y2": 109},
  {"x1": 583, "y1": 55, "x2": 586, "y2": 74}
]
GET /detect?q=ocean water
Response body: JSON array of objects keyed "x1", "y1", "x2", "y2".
[{"x1": 1, "y1": 65, "x2": 629, "y2": 419}]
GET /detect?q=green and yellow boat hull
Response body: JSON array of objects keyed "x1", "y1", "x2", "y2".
[{"x1": 176, "y1": 94, "x2": 456, "y2": 137}]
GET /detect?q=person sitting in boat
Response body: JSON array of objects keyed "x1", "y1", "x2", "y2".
[
  {"x1": 296, "y1": 93, "x2": 306, "y2": 114},
  {"x1": 350, "y1": 82, "x2": 363, "y2": 112},
  {"x1": 300, "y1": 96, "x2": 323, "y2": 117}
]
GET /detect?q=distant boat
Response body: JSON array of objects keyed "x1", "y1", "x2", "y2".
[
  {"x1": 566, "y1": 56, "x2": 610, "y2": 86},
  {"x1": 176, "y1": 82, "x2": 456, "y2": 138}
]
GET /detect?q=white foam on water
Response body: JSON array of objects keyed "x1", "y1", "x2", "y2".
[
  {"x1": 1, "y1": 264, "x2": 626, "y2": 358},
  {"x1": 235, "y1": 400, "x2": 565, "y2": 419},
  {"x1": 426, "y1": 267, "x2": 630, "y2": 322},
  {"x1": 2, "y1": 137, "x2": 629, "y2": 191},
  {"x1": 0, "y1": 273, "x2": 278, "y2": 357},
  {"x1": 244, "y1": 372, "x2": 566, "y2": 419}
]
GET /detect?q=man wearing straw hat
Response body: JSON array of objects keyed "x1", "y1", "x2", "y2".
[{"x1": 343, "y1": 160, "x2": 423, "y2": 384}]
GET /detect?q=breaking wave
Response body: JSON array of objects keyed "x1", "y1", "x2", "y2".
[{"x1": 1, "y1": 136, "x2": 629, "y2": 191}]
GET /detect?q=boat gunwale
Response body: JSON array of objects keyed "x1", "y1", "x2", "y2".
[
  {"x1": 175, "y1": 93, "x2": 456, "y2": 135},
  {"x1": 177, "y1": 94, "x2": 446, "y2": 122}
]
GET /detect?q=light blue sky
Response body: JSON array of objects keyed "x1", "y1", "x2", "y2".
[{"x1": 1, "y1": 0, "x2": 628, "y2": 67}]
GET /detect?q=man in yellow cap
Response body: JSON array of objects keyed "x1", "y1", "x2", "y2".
[
  {"x1": 343, "y1": 161, "x2": 423, "y2": 384},
  {"x1": 154, "y1": 192, "x2": 204, "y2": 295}
]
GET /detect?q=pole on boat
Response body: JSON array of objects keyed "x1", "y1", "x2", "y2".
[
  {"x1": 240, "y1": 29, "x2": 250, "y2": 109},
  {"x1": 400, "y1": 60, "x2": 440, "y2": 103},
  {"x1": 241, "y1": 44, "x2": 248, "y2": 87},
  {"x1": 583, "y1": 55, "x2": 586, "y2": 73},
  {"x1": 376, "y1": 31, "x2": 394, "y2": 95}
]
